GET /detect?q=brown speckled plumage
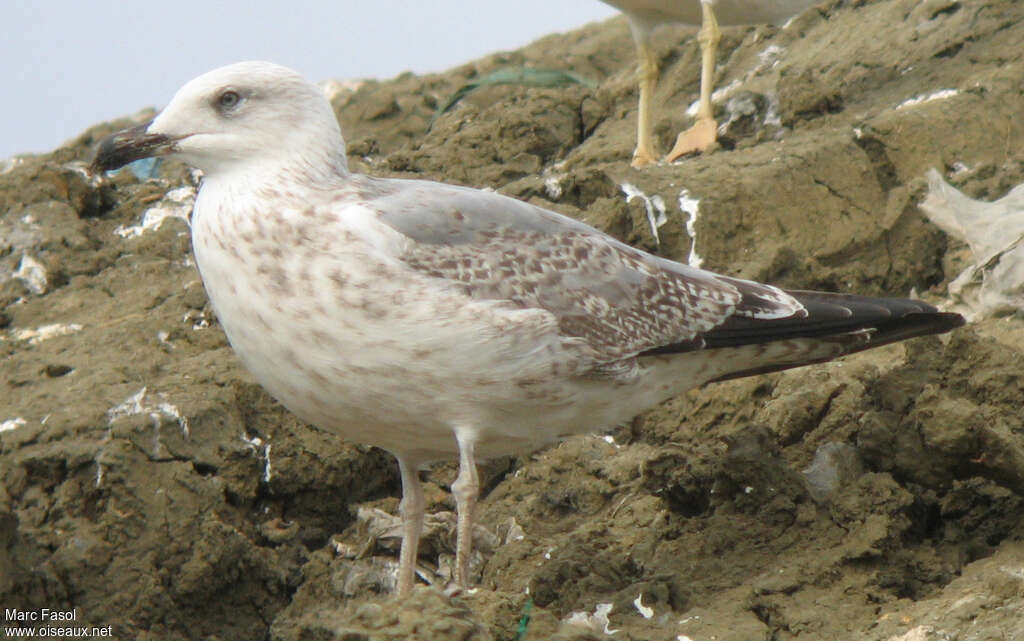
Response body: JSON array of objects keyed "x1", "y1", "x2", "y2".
[{"x1": 91, "y1": 62, "x2": 965, "y2": 597}]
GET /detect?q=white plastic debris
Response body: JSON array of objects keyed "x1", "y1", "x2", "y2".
[
  {"x1": 1, "y1": 417, "x2": 27, "y2": 433},
  {"x1": 12, "y1": 254, "x2": 48, "y2": 295},
  {"x1": 684, "y1": 45, "x2": 783, "y2": 120},
  {"x1": 802, "y1": 442, "x2": 864, "y2": 503},
  {"x1": 920, "y1": 168, "x2": 1024, "y2": 318},
  {"x1": 544, "y1": 174, "x2": 565, "y2": 200},
  {"x1": 183, "y1": 309, "x2": 210, "y2": 330},
  {"x1": 8, "y1": 323, "x2": 83, "y2": 345},
  {"x1": 114, "y1": 186, "x2": 195, "y2": 238},
  {"x1": 566, "y1": 602, "x2": 618, "y2": 635},
  {"x1": 504, "y1": 517, "x2": 526, "y2": 543},
  {"x1": 886, "y1": 626, "x2": 939, "y2": 641},
  {"x1": 319, "y1": 78, "x2": 366, "y2": 103},
  {"x1": 1, "y1": 156, "x2": 26, "y2": 175},
  {"x1": 241, "y1": 433, "x2": 273, "y2": 482}
]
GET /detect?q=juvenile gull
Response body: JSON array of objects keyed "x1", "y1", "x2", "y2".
[
  {"x1": 92, "y1": 61, "x2": 964, "y2": 596},
  {"x1": 600, "y1": 0, "x2": 820, "y2": 166}
]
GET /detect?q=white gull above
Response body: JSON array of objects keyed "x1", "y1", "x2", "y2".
[{"x1": 600, "y1": 0, "x2": 821, "y2": 166}]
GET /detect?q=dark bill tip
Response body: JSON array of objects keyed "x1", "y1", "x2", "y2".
[{"x1": 90, "y1": 123, "x2": 179, "y2": 173}]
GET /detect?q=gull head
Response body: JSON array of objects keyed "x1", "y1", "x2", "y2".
[{"x1": 92, "y1": 61, "x2": 348, "y2": 180}]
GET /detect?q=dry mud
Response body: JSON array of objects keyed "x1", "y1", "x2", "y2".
[{"x1": 2, "y1": 1, "x2": 1024, "y2": 639}]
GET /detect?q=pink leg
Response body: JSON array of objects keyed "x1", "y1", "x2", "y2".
[
  {"x1": 450, "y1": 432, "x2": 479, "y2": 587},
  {"x1": 395, "y1": 456, "x2": 424, "y2": 596}
]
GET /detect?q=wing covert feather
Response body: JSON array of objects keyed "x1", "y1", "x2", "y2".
[{"x1": 367, "y1": 177, "x2": 754, "y2": 361}]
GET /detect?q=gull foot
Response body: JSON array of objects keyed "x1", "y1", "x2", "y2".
[
  {"x1": 443, "y1": 582, "x2": 471, "y2": 598},
  {"x1": 631, "y1": 147, "x2": 660, "y2": 169},
  {"x1": 665, "y1": 117, "x2": 719, "y2": 162}
]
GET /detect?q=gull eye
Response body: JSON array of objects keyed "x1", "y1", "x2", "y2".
[{"x1": 217, "y1": 90, "x2": 241, "y2": 112}]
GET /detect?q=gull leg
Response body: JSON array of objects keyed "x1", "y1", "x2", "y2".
[
  {"x1": 629, "y1": 22, "x2": 660, "y2": 168},
  {"x1": 450, "y1": 431, "x2": 480, "y2": 588},
  {"x1": 666, "y1": 0, "x2": 721, "y2": 161},
  {"x1": 396, "y1": 455, "x2": 424, "y2": 596}
]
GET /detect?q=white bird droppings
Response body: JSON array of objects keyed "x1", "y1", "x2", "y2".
[
  {"x1": 896, "y1": 89, "x2": 959, "y2": 110},
  {"x1": 621, "y1": 183, "x2": 667, "y2": 246},
  {"x1": 634, "y1": 593, "x2": 654, "y2": 619},
  {"x1": 678, "y1": 189, "x2": 703, "y2": 268},
  {"x1": 107, "y1": 387, "x2": 191, "y2": 437}
]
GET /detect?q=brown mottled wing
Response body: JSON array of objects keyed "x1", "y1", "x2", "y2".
[
  {"x1": 360, "y1": 175, "x2": 962, "y2": 375},
  {"x1": 403, "y1": 227, "x2": 741, "y2": 361},
  {"x1": 365, "y1": 176, "x2": 794, "y2": 363}
]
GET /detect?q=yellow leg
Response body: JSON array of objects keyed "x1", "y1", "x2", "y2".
[
  {"x1": 631, "y1": 28, "x2": 660, "y2": 168},
  {"x1": 666, "y1": 0, "x2": 721, "y2": 161}
]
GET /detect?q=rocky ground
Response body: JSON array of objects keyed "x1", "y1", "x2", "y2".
[{"x1": 2, "y1": 0, "x2": 1023, "y2": 639}]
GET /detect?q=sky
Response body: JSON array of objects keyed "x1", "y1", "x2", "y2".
[{"x1": 1, "y1": 1, "x2": 618, "y2": 160}]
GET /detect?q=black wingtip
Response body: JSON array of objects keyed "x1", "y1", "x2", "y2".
[
  {"x1": 644, "y1": 288, "x2": 965, "y2": 362},
  {"x1": 860, "y1": 309, "x2": 964, "y2": 349}
]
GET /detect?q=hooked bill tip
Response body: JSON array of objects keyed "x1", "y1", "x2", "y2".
[{"x1": 91, "y1": 122, "x2": 177, "y2": 173}]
